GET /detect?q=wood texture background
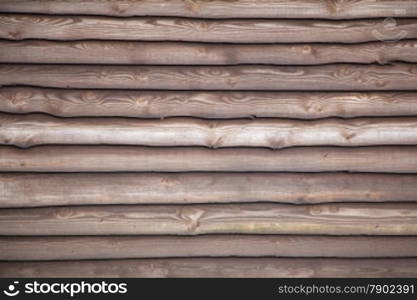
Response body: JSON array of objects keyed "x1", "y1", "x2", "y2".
[
  {"x1": 3, "y1": 87, "x2": 417, "y2": 119},
  {"x1": 1, "y1": 0, "x2": 417, "y2": 278},
  {"x1": 2, "y1": 236, "x2": 417, "y2": 260},
  {"x1": 2, "y1": 173, "x2": 417, "y2": 207},
  {"x1": 1, "y1": 40, "x2": 417, "y2": 65},
  {"x1": 2, "y1": 258, "x2": 417, "y2": 278},
  {"x1": 1, "y1": 64, "x2": 417, "y2": 90},
  {"x1": 1, "y1": 14, "x2": 417, "y2": 43},
  {"x1": 3, "y1": 113, "x2": 417, "y2": 148},
  {"x1": 2, "y1": 146, "x2": 417, "y2": 173},
  {"x1": 1, "y1": 0, "x2": 417, "y2": 19},
  {"x1": 1, "y1": 203, "x2": 417, "y2": 236}
]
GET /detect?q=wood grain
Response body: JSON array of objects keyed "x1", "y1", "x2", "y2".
[
  {"x1": 2, "y1": 145, "x2": 417, "y2": 173},
  {"x1": 3, "y1": 113, "x2": 417, "y2": 148},
  {"x1": 0, "y1": 203, "x2": 416, "y2": 236},
  {"x1": 3, "y1": 87, "x2": 417, "y2": 119},
  {"x1": 1, "y1": 0, "x2": 417, "y2": 19},
  {"x1": 2, "y1": 258, "x2": 417, "y2": 277},
  {"x1": 2, "y1": 236, "x2": 417, "y2": 260},
  {"x1": 2, "y1": 40, "x2": 417, "y2": 65},
  {"x1": 1, "y1": 14, "x2": 417, "y2": 43},
  {"x1": 2, "y1": 0, "x2": 417, "y2": 276},
  {"x1": 1, "y1": 64, "x2": 417, "y2": 91},
  {"x1": 2, "y1": 173, "x2": 417, "y2": 208}
]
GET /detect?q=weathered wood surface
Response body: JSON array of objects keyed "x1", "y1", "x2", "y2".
[
  {"x1": 2, "y1": 258, "x2": 417, "y2": 278},
  {"x1": 3, "y1": 87, "x2": 417, "y2": 119},
  {"x1": 1, "y1": 0, "x2": 416, "y2": 19},
  {"x1": 2, "y1": 236, "x2": 417, "y2": 260},
  {"x1": 2, "y1": 146, "x2": 417, "y2": 173},
  {"x1": 1, "y1": 203, "x2": 416, "y2": 236},
  {"x1": 1, "y1": 14, "x2": 417, "y2": 43},
  {"x1": 1, "y1": 64, "x2": 417, "y2": 91},
  {"x1": 1, "y1": 0, "x2": 417, "y2": 280},
  {"x1": 2, "y1": 173, "x2": 417, "y2": 208},
  {"x1": 3, "y1": 113, "x2": 417, "y2": 148},
  {"x1": 2, "y1": 40, "x2": 417, "y2": 65}
]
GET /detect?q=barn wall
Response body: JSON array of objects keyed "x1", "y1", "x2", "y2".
[{"x1": 1, "y1": 0, "x2": 417, "y2": 278}]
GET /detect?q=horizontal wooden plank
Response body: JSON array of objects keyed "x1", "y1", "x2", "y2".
[
  {"x1": 1, "y1": 145, "x2": 417, "y2": 173},
  {"x1": 1, "y1": 64, "x2": 416, "y2": 90},
  {"x1": 1, "y1": 258, "x2": 417, "y2": 277},
  {"x1": 1, "y1": 14, "x2": 417, "y2": 43},
  {"x1": 1, "y1": 0, "x2": 416, "y2": 19},
  {"x1": 2, "y1": 87, "x2": 417, "y2": 119},
  {"x1": 3, "y1": 113, "x2": 417, "y2": 148},
  {"x1": 1, "y1": 40, "x2": 417, "y2": 65},
  {"x1": 2, "y1": 173, "x2": 417, "y2": 208},
  {"x1": 0, "y1": 203, "x2": 416, "y2": 236},
  {"x1": 2, "y1": 236, "x2": 417, "y2": 260}
]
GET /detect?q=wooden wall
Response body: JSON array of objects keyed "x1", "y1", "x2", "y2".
[{"x1": 1, "y1": 0, "x2": 417, "y2": 278}]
